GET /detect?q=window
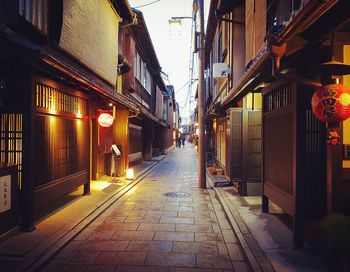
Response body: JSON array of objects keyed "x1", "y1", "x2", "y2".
[
  {"x1": 134, "y1": 52, "x2": 152, "y2": 94},
  {"x1": 19, "y1": 0, "x2": 48, "y2": 34}
]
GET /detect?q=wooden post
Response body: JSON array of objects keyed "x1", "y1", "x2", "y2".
[
  {"x1": 21, "y1": 73, "x2": 35, "y2": 231},
  {"x1": 113, "y1": 106, "x2": 129, "y2": 176},
  {"x1": 84, "y1": 102, "x2": 94, "y2": 195},
  {"x1": 142, "y1": 120, "x2": 154, "y2": 161}
]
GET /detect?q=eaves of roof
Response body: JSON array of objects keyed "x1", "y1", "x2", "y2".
[
  {"x1": 130, "y1": 9, "x2": 167, "y2": 93},
  {"x1": 204, "y1": 0, "x2": 219, "y2": 67},
  {"x1": 112, "y1": 0, "x2": 137, "y2": 25}
]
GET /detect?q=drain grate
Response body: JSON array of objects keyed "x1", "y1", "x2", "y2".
[{"x1": 164, "y1": 191, "x2": 191, "y2": 198}]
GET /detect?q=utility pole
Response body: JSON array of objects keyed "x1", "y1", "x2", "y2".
[{"x1": 197, "y1": 0, "x2": 206, "y2": 188}]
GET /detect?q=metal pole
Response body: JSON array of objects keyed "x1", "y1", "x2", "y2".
[{"x1": 198, "y1": 0, "x2": 206, "y2": 188}]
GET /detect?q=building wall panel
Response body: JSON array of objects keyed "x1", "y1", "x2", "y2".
[{"x1": 59, "y1": 0, "x2": 120, "y2": 86}]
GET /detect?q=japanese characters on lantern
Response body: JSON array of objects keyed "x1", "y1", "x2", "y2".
[{"x1": 311, "y1": 84, "x2": 350, "y2": 123}]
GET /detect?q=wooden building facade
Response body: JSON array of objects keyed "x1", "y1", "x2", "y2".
[
  {"x1": 120, "y1": 9, "x2": 172, "y2": 162},
  {"x1": 0, "y1": 0, "x2": 172, "y2": 234},
  {"x1": 204, "y1": 0, "x2": 350, "y2": 253}
]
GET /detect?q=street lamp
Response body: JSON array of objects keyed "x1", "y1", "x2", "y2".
[{"x1": 170, "y1": 16, "x2": 200, "y2": 54}]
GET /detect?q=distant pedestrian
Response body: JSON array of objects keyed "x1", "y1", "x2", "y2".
[
  {"x1": 182, "y1": 137, "x2": 185, "y2": 147},
  {"x1": 177, "y1": 138, "x2": 182, "y2": 148}
]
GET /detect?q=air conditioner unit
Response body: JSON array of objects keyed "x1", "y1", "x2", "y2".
[{"x1": 213, "y1": 63, "x2": 231, "y2": 78}]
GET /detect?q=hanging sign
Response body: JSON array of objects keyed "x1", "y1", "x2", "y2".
[
  {"x1": 98, "y1": 112, "x2": 114, "y2": 127},
  {"x1": 311, "y1": 84, "x2": 350, "y2": 123},
  {"x1": 0, "y1": 175, "x2": 11, "y2": 213}
]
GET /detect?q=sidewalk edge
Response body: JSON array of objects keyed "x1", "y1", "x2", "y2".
[
  {"x1": 20, "y1": 156, "x2": 165, "y2": 272},
  {"x1": 207, "y1": 171, "x2": 275, "y2": 272}
]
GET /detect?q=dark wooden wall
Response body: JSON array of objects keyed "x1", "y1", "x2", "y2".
[
  {"x1": 128, "y1": 123, "x2": 142, "y2": 154},
  {"x1": 33, "y1": 115, "x2": 89, "y2": 187}
]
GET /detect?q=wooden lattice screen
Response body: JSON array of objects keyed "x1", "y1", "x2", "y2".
[{"x1": 0, "y1": 114, "x2": 23, "y2": 188}]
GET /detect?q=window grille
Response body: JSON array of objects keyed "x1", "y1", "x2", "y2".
[
  {"x1": 35, "y1": 83, "x2": 88, "y2": 117},
  {"x1": 264, "y1": 83, "x2": 293, "y2": 112},
  {"x1": 0, "y1": 114, "x2": 23, "y2": 188}
]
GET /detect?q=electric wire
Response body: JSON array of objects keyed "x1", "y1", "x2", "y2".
[{"x1": 133, "y1": 0, "x2": 161, "y2": 9}]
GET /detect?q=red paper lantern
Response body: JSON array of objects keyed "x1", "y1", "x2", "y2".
[
  {"x1": 311, "y1": 84, "x2": 350, "y2": 123},
  {"x1": 98, "y1": 113, "x2": 113, "y2": 127}
]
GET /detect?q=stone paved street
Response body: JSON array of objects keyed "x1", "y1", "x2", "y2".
[{"x1": 42, "y1": 145, "x2": 251, "y2": 272}]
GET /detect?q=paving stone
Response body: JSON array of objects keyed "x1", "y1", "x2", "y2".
[
  {"x1": 170, "y1": 268, "x2": 224, "y2": 272},
  {"x1": 138, "y1": 223, "x2": 175, "y2": 231},
  {"x1": 217, "y1": 243, "x2": 228, "y2": 255},
  {"x1": 124, "y1": 216, "x2": 160, "y2": 224},
  {"x1": 97, "y1": 222, "x2": 139, "y2": 231},
  {"x1": 232, "y1": 261, "x2": 253, "y2": 272},
  {"x1": 175, "y1": 224, "x2": 213, "y2": 233},
  {"x1": 74, "y1": 227, "x2": 97, "y2": 241},
  {"x1": 30, "y1": 147, "x2": 261, "y2": 272},
  {"x1": 193, "y1": 206, "x2": 214, "y2": 212},
  {"x1": 57, "y1": 264, "x2": 116, "y2": 272},
  {"x1": 146, "y1": 211, "x2": 178, "y2": 217},
  {"x1": 145, "y1": 252, "x2": 196, "y2": 267},
  {"x1": 178, "y1": 211, "x2": 211, "y2": 218},
  {"x1": 194, "y1": 218, "x2": 219, "y2": 225},
  {"x1": 111, "y1": 211, "x2": 147, "y2": 217},
  {"x1": 173, "y1": 241, "x2": 219, "y2": 254},
  {"x1": 222, "y1": 230, "x2": 237, "y2": 243},
  {"x1": 164, "y1": 206, "x2": 194, "y2": 212},
  {"x1": 55, "y1": 240, "x2": 84, "y2": 259},
  {"x1": 118, "y1": 206, "x2": 135, "y2": 211},
  {"x1": 154, "y1": 231, "x2": 194, "y2": 242},
  {"x1": 94, "y1": 251, "x2": 147, "y2": 265},
  {"x1": 226, "y1": 243, "x2": 245, "y2": 261},
  {"x1": 115, "y1": 265, "x2": 169, "y2": 272},
  {"x1": 180, "y1": 202, "x2": 209, "y2": 208},
  {"x1": 160, "y1": 217, "x2": 194, "y2": 224},
  {"x1": 195, "y1": 233, "x2": 224, "y2": 243},
  {"x1": 87, "y1": 231, "x2": 115, "y2": 240},
  {"x1": 218, "y1": 220, "x2": 232, "y2": 230},
  {"x1": 196, "y1": 254, "x2": 232, "y2": 269},
  {"x1": 126, "y1": 241, "x2": 173, "y2": 253},
  {"x1": 215, "y1": 211, "x2": 227, "y2": 219},
  {"x1": 80, "y1": 240, "x2": 129, "y2": 251},
  {"x1": 68, "y1": 250, "x2": 100, "y2": 264},
  {"x1": 113, "y1": 231, "x2": 155, "y2": 241}
]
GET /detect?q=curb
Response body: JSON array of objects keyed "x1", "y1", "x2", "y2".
[
  {"x1": 206, "y1": 170, "x2": 275, "y2": 272},
  {"x1": 19, "y1": 156, "x2": 166, "y2": 272}
]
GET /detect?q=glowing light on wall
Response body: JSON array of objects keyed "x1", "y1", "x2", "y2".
[{"x1": 98, "y1": 113, "x2": 114, "y2": 127}]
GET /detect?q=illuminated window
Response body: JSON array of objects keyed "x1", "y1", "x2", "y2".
[
  {"x1": 35, "y1": 83, "x2": 88, "y2": 117},
  {"x1": 0, "y1": 114, "x2": 23, "y2": 188}
]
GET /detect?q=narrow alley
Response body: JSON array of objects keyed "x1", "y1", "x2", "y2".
[
  {"x1": 38, "y1": 144, "x2": 252, "y2": 271},
  {"x1": 1, "y1": 1, "x2": 350, "y2": 271}
]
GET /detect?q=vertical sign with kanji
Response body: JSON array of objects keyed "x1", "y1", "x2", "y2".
[{"x1": 0, "y1": 175, "x2": 11, "y2": 213}]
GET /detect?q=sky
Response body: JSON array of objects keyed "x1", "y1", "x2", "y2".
[{"x1": 128, "y1": 0, "x2": 207, "y2": 124}]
